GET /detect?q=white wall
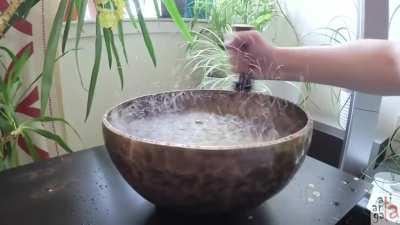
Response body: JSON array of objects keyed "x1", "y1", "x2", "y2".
[{"x1": 59, "y1": 21, "x2": 199, "y2": 150}]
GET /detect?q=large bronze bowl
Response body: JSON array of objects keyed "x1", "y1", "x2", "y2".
[{"x1": 103, "y1": 90, "x2": 313, "y2": 213}]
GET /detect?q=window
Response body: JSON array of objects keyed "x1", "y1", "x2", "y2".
[{"x1": 84, "y1": 0, "x2": 191, "y2": 21}]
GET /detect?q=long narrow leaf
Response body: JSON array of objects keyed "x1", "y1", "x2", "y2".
[
  {"x1": 162, "y1": 0, "x2": 193, "y2": 42},
  {"x1": 132, "y1": 0, "x2": 157, "y2": 66},
  {"x1": 74, "y1": 0, "x2": 82, "y2": 12},
  {"x1": 124, "y1": 0, "x2": 139, "y2": 29},
  {"x1": 62, "y1": 0, "x2": 75, "y2": 54},
  {"x1": 153, "y1": 0, "x2": 161, "y2": 18},
  {"x1": 41, "y1": 0, "x2": 68, "y2": 114},
  {"x1": 25, "y1": 127, "x2": 73, "y2": 153},
  {"x1": 103, "y1": 28, "x2": 113, "y2": 69},
  {"x1": 20, "y1": 131, "x2": 40, "y2": 161},
  {"x1": 86, "y1": 17, "x2": 103, "y2": 121},
  {"x1": 8, "y1": 48, "x2": 30, "y2": 85},
  {"x1": 109, "y1": 30, "x2": 124, "y2": 89},
  {"x1": 22, "y1": 116, "x2": 80, "y2": 141},
  {"x1": 117, "y1": 21, "x2": 128, "y2": 63},
  {"x1": 74, "y1": 0, "x2": 89, "y2": 91},
  {"x1": 75, "y1": 0, "x2": 88, "y2": 50}
]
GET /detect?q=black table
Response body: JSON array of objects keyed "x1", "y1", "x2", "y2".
[{"x1": 0, "y1": 146, "x2": 372, "y2": 225}]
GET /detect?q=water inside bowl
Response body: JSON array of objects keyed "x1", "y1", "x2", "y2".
[
  {"x1": 117, "y1": 111, "x2": 280, "y2": 146},
  {"x1": 107, "y1": 91, "x2": 307, "y2": 148}
]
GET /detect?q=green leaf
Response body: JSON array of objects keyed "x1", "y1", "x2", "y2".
[
  {"x1": 133, "y1": 0, "x2": 157, "y2": 66},
  {"x1": 74, "y1": 0, "x2": 89, "y2": 90},
  {"x1": 124, "y1": 0, "x2": 139, "y2": 29},
  {"x1": 252, "y1": 12, "x2": 273, "y2": 30},
  {"x1": 75, "y1": 0, "x2": 88, "y2": 50},
  {"x1": 5, "y1": 44, "x2": 30, "y2": 108},
  {"x1": 117, "y1": 21, "x2": 128, "y2": 63},
  {"x1": 24, "y1": 127, "x2": 73, "y2": 153},
  {"x1": 74, "y1": 0, "x2": 82, "y2": 12},
  {"x1": 103, "y1": 28, "x2": 113, "y2": 69},
  {"x1": 22, "y1": 116, "x2": 80, "y2": 140},
  {"x1": 15, "y1": 0, "x2": 40, "y2": 18},
  {"x1": 109, "y1": 29, "x2": 124, "y2": 89},
  {"x1": 41, "y1": 0, "x2": 68, "y2": 114},
  {"x1": 162, "y1": 0, "x2": 193, "y2": 42},
  {"x1": 0, "y1": 114, "x2": 11, "y2": 131},
  {"x1": 20, "y1": 131, "x2": 40, "y2": 161},
  {"x1": 86, "y1": 17, "x2": 103, "y2": 121},
  {"x1": 62, "y1": 0, "x2": 75, "y2": 54},
  {"x1": 153, "y1": 0, "x2": 161, "y2": 18},
  {"x1": 8, "y1": 48, "x2": 30, "y2": 85}
]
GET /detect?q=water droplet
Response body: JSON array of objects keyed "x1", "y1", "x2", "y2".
[
  {"x1": 313, "y1": 191, "x2": 321, "y2": 198},
  {"x1": 342, "y1": 180, "x2": 350, "y2": 185},
  {"x1": 331, "y1": 217, "x2": 340, "y2": 222},
  {"x1": 331, "y1": 201, "x2": 340, "y2": 207},
  {"x1": 350, "y1": 187, "x2": 356, "y2": 192},
  {"x1": 248, "y1": 216, "x2": 253, "y2": 220},
  {"x1": 353, "y1": 177, "x2": 360, "y2": 181},
  {"x1": 307, "y1": 197, "x2": 315, "y2": 202},
  {"x1": 320, "y1": 177, "x2": 325, "y2": 181},
  {"x1": 47, "y1": 188, "x2": 54, "y2": 193},
  {"x1": 308, "y1": 183, "x2": 315, "y2": 188},
  {"x1": 195, "y1": 120, "x2": 203, "y2": 125}
]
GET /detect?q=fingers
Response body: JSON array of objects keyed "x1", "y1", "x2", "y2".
[{"x1": 226, "y1": 32, "x2": 260, "y2": 75}]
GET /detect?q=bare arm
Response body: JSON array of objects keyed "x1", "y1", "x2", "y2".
[{"x1": 228, "y1": 32, "x2": 400, "y2": 95}]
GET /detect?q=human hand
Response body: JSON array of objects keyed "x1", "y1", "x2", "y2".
[{"x1": 226, "y1": 31, "x2": 277, "y2": 79}]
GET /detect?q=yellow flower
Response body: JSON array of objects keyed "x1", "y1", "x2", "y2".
[
  {"x1": 99, "y1": 10, "x2": 118, "y2": 28},
  {"x1": 113, "y1": 0, "x2": 126, "y2": 20}
]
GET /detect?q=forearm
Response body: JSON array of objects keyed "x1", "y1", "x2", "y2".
[{"x1": 273, "y1": 39, "x2": 400, "y2": 95}]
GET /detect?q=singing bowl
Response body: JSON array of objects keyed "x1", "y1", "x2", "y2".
[{"x1": 103, "y1": 90, "x2": 313, "y2": 214}]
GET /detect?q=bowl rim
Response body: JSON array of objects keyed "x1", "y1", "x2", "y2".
[{"x1": 102, "y1": 90, "x2": 313, "y2": 151}]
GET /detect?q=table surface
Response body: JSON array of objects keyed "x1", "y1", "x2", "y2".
[{"x1": 0, "y1": 146, "x2": 372, "y2": 225}]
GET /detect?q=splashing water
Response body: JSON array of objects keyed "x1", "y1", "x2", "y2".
[
  {"x1": 119, "y1": 111, "x2": 280, "y2": 147},
  {"x1": 106, "y1": 91, "x2": 304, "y2": 148}
]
